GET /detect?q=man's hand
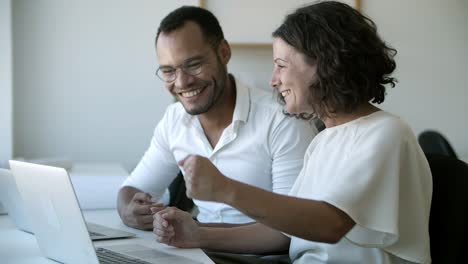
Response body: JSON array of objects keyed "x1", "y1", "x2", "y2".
[
  {"x1": 153, "y1": 207, "x2": 200, "y2": 248},
  {"x1": 120, "y1": 192, "x2": 164, "y2": 230},
  {"x1": 178, "y1": 155, "x2": 231, "y2": 202}
]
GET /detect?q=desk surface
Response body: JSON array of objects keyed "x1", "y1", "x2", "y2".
[{"x1": 0, "y1": 209, "x2": 214, "y2": 263}]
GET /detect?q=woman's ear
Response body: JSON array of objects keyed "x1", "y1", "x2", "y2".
[{"x1": 217, "y1": 39, "x2": 231, "y2": 65}]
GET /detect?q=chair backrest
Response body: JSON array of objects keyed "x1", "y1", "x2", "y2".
[
  {"x1": 426, "y1": 154, "x2": 468, "y2": 263},
  {"x1": 313, "y1": 119, "x2": 326, "y2": 133},
  {"x1": 168, "y1": 171, "x2": 194, "y2": 212},
  {"x1": 419, "y1": 130, "x2": 458, "y2": 158}
]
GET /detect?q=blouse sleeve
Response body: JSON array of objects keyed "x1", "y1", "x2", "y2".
[{"x1": 316, "y1": 123, "x2": 412, "y2": 247}]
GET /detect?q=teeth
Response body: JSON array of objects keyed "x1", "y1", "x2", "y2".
[
  {"x1": 281, "y1": 90, "x2": 291, "y2": 97},
  {"x1": 181, "y1": 89, "x2": 202, "y2": 98}
]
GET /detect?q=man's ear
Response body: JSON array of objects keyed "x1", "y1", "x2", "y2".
[{"x1": 217, "y1": 39, "x2": 231, "y2": 65}]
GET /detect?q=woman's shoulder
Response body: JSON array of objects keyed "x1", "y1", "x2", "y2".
[
  {"x1": 349, "y1": 111, "x2": 418, "y2": 155},
  {"x1": 359, "y1": 111, "x2": 413, "y2": 138}
]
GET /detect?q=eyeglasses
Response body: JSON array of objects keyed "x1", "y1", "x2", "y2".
[{"x1": 156, "y1": 59, "x2": 207, "y2": 83}]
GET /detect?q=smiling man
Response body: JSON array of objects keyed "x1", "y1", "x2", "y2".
[{"x1": 117, "y1": 6, "x2": 317, "y2": 230}]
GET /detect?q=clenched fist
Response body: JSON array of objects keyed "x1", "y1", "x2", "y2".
[{"x1": 178, "y1": 155, "x2": 232, "y2": 202}]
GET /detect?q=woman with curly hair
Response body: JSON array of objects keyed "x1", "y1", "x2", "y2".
[{"x1": 152, "y1": 2, "x2": 432, "y2": 263}]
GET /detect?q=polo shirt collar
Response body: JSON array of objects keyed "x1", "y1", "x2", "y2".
[{"x1": 231, "y1": 75, "x2": 250, "y2": 124}]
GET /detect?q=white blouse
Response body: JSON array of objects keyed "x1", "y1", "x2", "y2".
[{"x1": 289, "y1": 111, "x2": 432, "y2": 264}]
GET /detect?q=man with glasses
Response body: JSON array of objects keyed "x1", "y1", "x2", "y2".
[{"x1": 117, "y1": 6, "x2": 316, "y2": 230}]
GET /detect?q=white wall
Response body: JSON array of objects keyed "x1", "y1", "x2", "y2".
[
  {"x1": 363, "y1": 0, "x2": 468, "y2": 158},
  {"x1": 13, "y1": 0, "x2": 195, "y2": 170},
  {"x1": 229, "y1": 47, "x2": 273, "y2": 92},
  {"x1": 12, "y1": 0, "x2": 468, "y2": 170},
  {"x1": 0, "y1": 0, "x2": 13, "y2": 168}
]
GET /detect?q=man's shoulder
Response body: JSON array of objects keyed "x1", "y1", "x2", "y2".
[
  {"x1": 247, "y1": 86, "x2": 284, "y2": 116},
  {"x1": 242, "y1": 86, "x2": 315, "y2": 137},
  {"x1": 163, "y1": 101, "x2": 188, "y2": 120},
  {"x1": 156, "y1": 102, "x2": 191, "y2": 133}
]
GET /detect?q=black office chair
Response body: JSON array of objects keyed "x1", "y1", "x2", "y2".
[
  {"x1": 426, "y1": 154, "x2": 468, "y2": 263},
  {"x1": 419, "y1": 130, "x2": 458, "y2": 158},
  {"x1": 313, "y1": 119, "x2": 326, "y2": 133},
  {"x1": 168, "y1": 171, "x2": 194, "y2": 212}
]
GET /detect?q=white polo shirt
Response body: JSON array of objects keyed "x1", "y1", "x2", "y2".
[
  {"x1": 123, "y1": 78, "x2": 317, "y2": 224},
  {"x1": 288, "y1": 111, "x2": 432, "y2": 264}
]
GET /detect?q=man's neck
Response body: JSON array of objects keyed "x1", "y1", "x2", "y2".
[{"x1": 198, "y1": 74, "x2": 236, "y2": 132}]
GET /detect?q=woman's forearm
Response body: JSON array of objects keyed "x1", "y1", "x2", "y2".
[
  {"x1": 199, "y1": 223, "x2": 290, "y2": 254},
  {"x1": 221, "y1": 178, "x2": 354, "y2": 243}
]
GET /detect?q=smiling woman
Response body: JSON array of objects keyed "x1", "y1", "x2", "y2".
[{"x1": 271, "y1": 38, "x2": 318, "y2": 115}]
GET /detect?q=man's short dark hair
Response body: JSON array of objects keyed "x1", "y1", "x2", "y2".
[
  {"x1": 156, "y1": 6, "x2": 224, "y2": 48},
  {"x1": 273, "y1": 1, "x2": 397, "y2": 119}
]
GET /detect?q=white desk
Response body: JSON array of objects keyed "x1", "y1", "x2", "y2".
[{"x1": 0, "y1": 209, "x2": 214, "y2": 264}]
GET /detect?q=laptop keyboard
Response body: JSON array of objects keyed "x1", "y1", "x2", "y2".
[{"x1": 96, "y1": 247, "x2": 152, "y2": 264}]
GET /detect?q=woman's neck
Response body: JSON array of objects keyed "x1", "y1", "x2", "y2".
[{"x1": 322, "y1": 103, "x2": 380, "y2": 128}]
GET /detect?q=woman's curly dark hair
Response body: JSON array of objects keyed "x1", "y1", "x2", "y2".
[{"x1": 273, "y1": 1, "x2": 397, "y2": 119}]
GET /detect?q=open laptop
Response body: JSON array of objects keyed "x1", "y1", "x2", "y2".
[
  {"x1": 0, "y1": 166, "x2": 135, "y2": 240},
  {"x1": 0, "y1": 168, "x2": 31, "y2": 232},
  {"x1": 9, "y1": 160, "x2": 202, "y2": 264}
]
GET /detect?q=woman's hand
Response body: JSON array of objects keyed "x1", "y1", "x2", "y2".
[{"x1": 178, "y1": 155, "x2": 232, "y2": 202}]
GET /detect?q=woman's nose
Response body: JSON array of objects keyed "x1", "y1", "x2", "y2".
[{"x1": 270, "y1": 70, "x2": 280, "y2": 89}]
